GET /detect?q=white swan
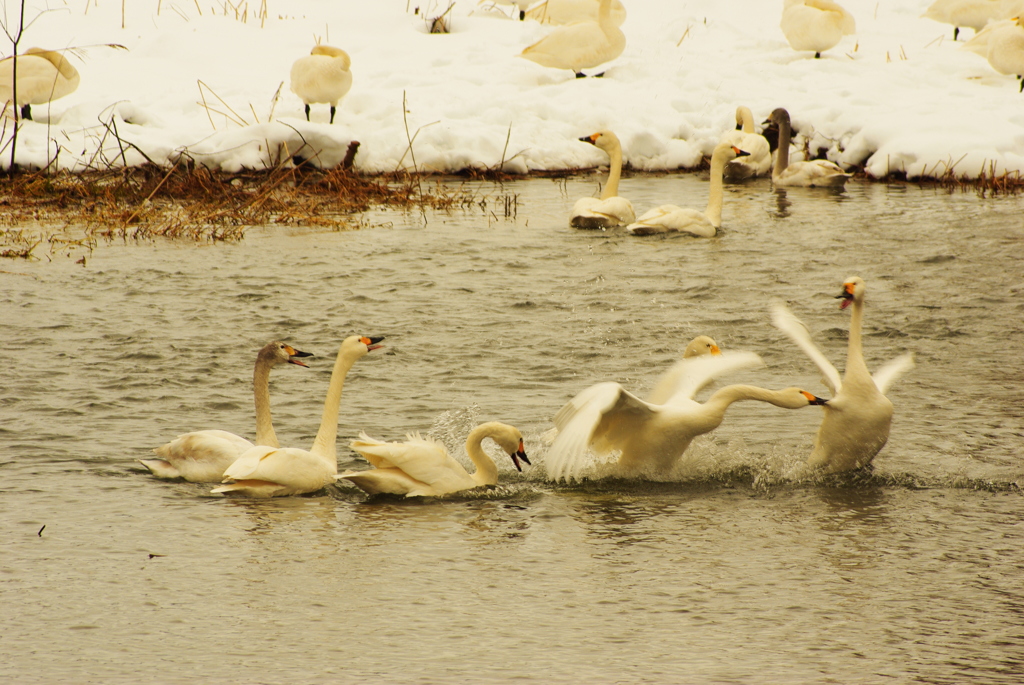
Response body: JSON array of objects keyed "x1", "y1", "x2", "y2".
[
  {"x1": 525, "y1": 0, "x2": 626, "y2": 27},
  {"x1": 213, "y1": 335, "x2": 384, "y2": 497},
  {"x1": 0, "y1": 48, "x2": 80, "y2": 120},
  {"x1": 923, "y1": 0, "x2": 1012, "y2": 40},
  {"x1": 781, "y1": 0, "x2": 856, "y2": 58},
  {"x1": 720, "y1": 106, "x2": 772, "y2": 181},
  {"x1": 140, "y1": 341, "x2": 313, "y2": 482},
  {"x1": 570, "y1": 130, "x2": 635, "y2": 229},
  {"x1": 771, "y1": 278, "x2": 914, "y2": 473},
  {"x1": 546, "y1": 351, "x2": 828, "y2": 481},
  {"x1": 764, "y1": 108, "x2": 850, "y2": 188},
  {"x1": 964, "y1": 16, "x2": 1024, "y2": 91},
  {"x1": 338, "y1": 422, "x2": 530, "y2": 497},
  {"x1": 290, "y1": 45, "x2": 352, "y2": 124},
  {"x1": 625, "y1": 141, "x2": 749, "y2": 237},
  {"x1": 519, "y1": 0, "x2": 626, "y2": 77}
]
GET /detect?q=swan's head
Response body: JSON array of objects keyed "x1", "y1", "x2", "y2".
[
  {"x1": 683, "y1": 335, "x2": 721, "y2": 358},
  {"x1": 711, "y1": 142, "x2": 749, "y2": 163},
  {"x1": 260, "y1": 340, "x2": 314, "y2": 367},
  {"x1": 836, "y1": 276, "x2": 865, "y2": 310},
  {"x1": 764, "y1": 107, "x2": 791, "y2": 129},
  {"x1": 579, "y1": 130, "x2": 621, "y2": 156},
  {"x1": 484, "y1": 422, "x2": 531, "y2": 472},
  {"x1": 341, "y1": 334, "x2": 386, "y2": 358}
]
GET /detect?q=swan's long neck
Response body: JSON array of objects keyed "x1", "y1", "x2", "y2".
[
  {"x1": 846, "y1": 295, "x2": 870, "y2": 380},
  {"x1": 601, "y1": 142, "x2": 623, "y2": 200},
  {"x1": 252, "y1": 357, "x2": 279, "y2": 448},
  {"x1": 705, "y1": 149, "x2": 729, "y2": 227},
  {"x1": 739, "y1": 107, "x2": 755, "y2": 133},
  {"x1": 703, "y1": 385, "x2": 795, "y2": 416},
  {"x1": 773, "y1": 114, "x2": 792, "y2": 179},
  {"x1": 466, "y1": 422, "x2": 501, "y2": 487},
  {"x1": 597, "y1": 0, "x2": 613, "y2": 29},
  {"x1": 310, "y1": 346, "x2": 362, "y2": 462}
]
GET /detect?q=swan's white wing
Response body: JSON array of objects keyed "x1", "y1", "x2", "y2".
[
  {"x1": 350, "y1": 433, "x2": 471, "y2": 492},
  {"x1": 771, "y1": 301, "x2": 842, "y2": 395},
  {"x1": 872, "y1": 353, "x2": 914, "y2": 395},
  {"x1": 221, "y1": 444, "x2": 278, "y2": 480},
  {"x1": 659, "y1": 351, "x2": 765, "y2": 406},
  {"x1": 338, "y1": 467, "x2": 431, "y2": 497},
  {"x1": 547, "y1": 382, "x2": 656, "y2": 482}
]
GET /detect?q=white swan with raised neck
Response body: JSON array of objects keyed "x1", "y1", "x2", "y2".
[{"x1": 570, "y1": 130, "x2": 635, "y2": 229}]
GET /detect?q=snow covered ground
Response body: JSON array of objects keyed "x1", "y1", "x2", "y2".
[{"x1": 4, "y1": 0, "x2": 1024, "y2": 179}]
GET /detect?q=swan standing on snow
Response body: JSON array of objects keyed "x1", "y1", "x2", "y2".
[
  {"x1": 0, "y1": 48, "x2": 80, "y2": 120},
  {"x1": 781, "y1": 0, "x2": 856, "y2": 58},
  {"x1": 338, "y1": 422, "x2": 530, "y2": 497},
  {"x1": 519, "y1": 0, "x2": 626, "y2": 77},
  {"x1": 772, "y1": 278, "x2": 914, "y2": 473},
  {"x1": 290, "y1": 45, "x2": 352, "y2": 124},
  {"x1": 525, "y1": 0, "x2": 626, "y2": 27},
  {"x1": 964, "y1": 16, "x2": 1024, "y2": 91},
  {"x1": 545, "y1": 350, "x2": 828, "y2": 481},
  {"x1": 626, "y1": 141, "x2": 749, "y2": 237},
  {"x1": 140, "y1": 341, "x2": 313, "y2": 482},
  {"x1": 763, "y1": 108, "x2": 850, "y2": 188},
  {"x1": 571, "y1": 130, "x2": 635, "y2": 229},
  {"x1": 213, "y1": 335, "x2": 384, "y2": 497},
  {"x1": 720, "y1": 106, "x2": 772, "y2": 181},
  {"x1": 923, "y1": 0, "x2": 1014, "y2": 41}
]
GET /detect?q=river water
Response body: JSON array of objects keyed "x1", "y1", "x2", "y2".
[{"x1": 2, "y1": 175, "x2": 1023, "y2": 684}]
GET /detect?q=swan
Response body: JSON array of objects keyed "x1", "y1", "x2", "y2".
[
  {"x1": 488, "y1": 0, "x2": 534, "y2": 20},
  {"x1": 763, "y1": 108, "x2": 850, "y2": 188},
  {"x1": 290, "y1": 45, "x2": 352, "y2": 124},
  {"x1": 964, "y1": 16, "x2": 1024, "y2": 91},
  {"x1": 546, "y1": 350, "x2": 828, "y2": 481},
  {"x1": 338, "y1": 422, "x2": 530, "y2": 497},
  {"x1": 923, "y1": 0, "x2": 1011, "y2": 40},
  {"x1": 720, "y1": 106, "x2": 772, "y2": 181},
  {"x1": 524, "y1": 0, "x2": 627, "y2": 27},
  {"x1": 0, "y1": 48, "x2": 80, "y2": 120},
  {"x1": 625, "y1": 141, "x2": 749, "y2": 237},
  {"x1": 781, "y1": 0, "x2": 856, "y2": 58},
  {"x1": 771, "y1": 277, "x2": 914, "y2": 473},
  {"x1": 645, "y1": 335, "x2": 722, "y2": 405},
  {"x1": 519, "y1": 0, "x2": 626, "y2": 77},
  {"x1": 213, "y1": 335, "x2": 384, "y2": 497},
  {"x1": 140, "y1": 341, "x2": 313, "y2": 482},
  {"x1": 570, "y1": 130, "x2": 635, "y2": 229}
]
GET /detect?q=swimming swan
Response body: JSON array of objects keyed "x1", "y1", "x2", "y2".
[
  {"x1": 0, "y1": 48, "x2": 80, "y2": 120},
  {"x1": 519, "y1": 0, "x2": 626, "y2": 77},
  {"x1": 720, "y1": 106, "x2": 772, "y2": 181},
  {"x1": 771, "y1": 277, "x2": 914, "y2": 473},
  {"x1": 571, "y1": 130, "x2": 635, "y2": 229},
  {"x1": 140, "y1": 341, "x2": 313, "y2": 482},
  {"x1": 545, "y1": 351, "x2": 828, "y2": 481},
  {"x1": 525, "y1": 0, "x2": 627, "y2": 27},
  {"x1": 290, "y1": 45, "x2": 352, "y2": 124},
  {"x1": 964, "y1": 16, "x2": 1024, "y2": 91},
  {"x1": 764, "y1": 108, "x2": 850, "y2": 188},
  {"x1": 338, "y1": 422, "x2": 530, "y2": 497},
  {"x1": 781, "y1": 0, "x2": 856, "y2": 58},
  {"x1": 213, "y1": 335, "x2": 384, "y2": 497},
  {"x1": 626, "y1": 141, "x2": 749, "y2": 237}
]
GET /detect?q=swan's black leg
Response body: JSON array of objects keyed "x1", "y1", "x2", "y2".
[
  {"x1": 953, "y1": 27, "x2": 959, "y2": 41},
  {"x1": 814, "y1": 51, "x2": 821, "y2": 58},
  {"x1": 593, "y1": 71, "x2": 605, "y2": 78},
  {"x1": 20, "y1": 104, "x2": 32, "y2": 120},
  {"x1": 575, "y1": 71, "x2": 586, "y2": 78},
  {"x1": 304, "y1": 104, "x2": 311, "y2": 121},
  {"x1": 329, "y1": 105, "x2": 336, "y2": 124},
  {"x1": 1019, "y1": 77, "x2": 1023, "y2": 93},
  {"x1": 519, "y1": 10, "x2": 525, "y2": 20}
]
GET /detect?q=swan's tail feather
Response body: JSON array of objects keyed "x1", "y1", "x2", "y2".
[{"x1": 137, "y1": 459, "x2": 180, "y2": 479}]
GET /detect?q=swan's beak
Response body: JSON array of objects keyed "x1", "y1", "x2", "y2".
[
  {"x1": 732, "y1": 146, "x2": 751, "y2": 157},
  {"x1": 286, "y1": 346, "x2": 314, "y2": 367},
  {"x1": 361, "y1": 335, "x2": 386, "y2": 351},
  {"x1": 579, "y1": 134, "x2": 598, "y2": 146},
  {"x1": 836, "y1": 283, "x2": 855, "y2": 310},
  {"x1": 801, "y1": 391, "x2": 829, "y2": 406},
  {"x1": 710, "y1": 344, "x2": 721, "y2": 355},
  {"x1": 510, "y1": 439, "x2": 530, "y2": 471}
]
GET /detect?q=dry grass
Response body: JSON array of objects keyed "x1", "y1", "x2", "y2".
[{"x1": 0, "y1": 153, "x2": 517, "y2": 258}]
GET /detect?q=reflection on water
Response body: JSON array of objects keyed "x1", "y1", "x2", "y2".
[{"x1": 2, "y1": 177, "x2": 1024, "y2": 683}]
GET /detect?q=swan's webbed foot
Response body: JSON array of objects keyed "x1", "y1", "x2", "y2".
[
  {"x1": 304, "y1": 104, "x2": 311, "y2": 121},
  {"x1": 329, "y1": 105, "x2": 336, "y2": 124},
  {"x1": 20, "y1": 104, "x2": 32, "y2": 121},
  {"x1": 575, "y1": 72, "x2": 587, "y2": 78},
  {"x1": 814, "y1": 51, "x2": 821, "y2": 58}
]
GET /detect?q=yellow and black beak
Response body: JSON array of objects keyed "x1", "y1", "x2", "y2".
[
  {"x1": 510, "y1": 439, "x2": 530, "y2": 472},
  {"x1": 579, "y1": 133, "x2": 599, "y2": 146},
  {"x1": 801, "y1": 390, "x2": 829, "y2": 406},
  {"x1": 360, "y1": 335, "x2": 386, "y2": 351},
  {"x1": 285, "y1": 345, "x2": 314, "y2": 367},
  {"x1": 836, "y1": 282, "x2": 855, "y2": 310},
  {"x1": 732, "y1": 146, "x2": 750, "y2": 157}
]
